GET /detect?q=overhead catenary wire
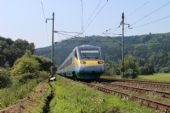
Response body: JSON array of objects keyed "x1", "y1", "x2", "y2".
[
  {"x1": 40, "y1": 0, "x2": 49, "y2": 43},
  {"x1": 40, "y1": 0, "x2": 46, "y2": 20},
  {"x1": 61, "y1": 0, "x2": 108, "y2": 39},
  {"x1": 132, "y1": 2, "x2": 170, "y2": 26},
  {"x1": 134, "y1": 15, "x2": 170, "y2": 28},
  {"x1": 80, "y1": 0, "x2": 84, "y2": 35},
  {"x1": 84, "y1": 0, "x2": 109, "y2": 33},
  {"x1": 85, "y1": 0, "x2": 102, "y2": 28},
  {"x1": 55, "y1": 30, "x2": 82, "y2": 34},
  {"x1": 127, "y1": 1, "x2": 150, "y2": 17},
  {"x1": 57, "y1": 32, "x2": 75, "y2": 37}
]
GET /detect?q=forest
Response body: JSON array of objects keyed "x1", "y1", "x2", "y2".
[
  {"x1": 36, "y1": 32, "x2": 170, "y2": 74},
  {"x1": 0, "y1": 36, "x2": 34, "y2": 67}
]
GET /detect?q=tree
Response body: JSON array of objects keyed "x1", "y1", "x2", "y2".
[
  {"x1": 140, "y1": 64, "x2": 154, "y2": 75},
  {"x1": 123, "y1": 54, "x2": 139, "y2": 78},
  {"x1": 0, "y1": 36, "x2": 35, "y2": 67},
  {"x1": 11, "y1": 52, "x2": 40, "y2": 76}
]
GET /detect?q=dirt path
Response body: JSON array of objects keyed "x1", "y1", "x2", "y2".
[{"x1": 0, "y1": 80, "x2": 49, "y2": 113}]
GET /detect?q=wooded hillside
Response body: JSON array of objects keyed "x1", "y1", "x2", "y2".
[{"x1": 35, "y1": 32, "x2": 170, "y2": 73}]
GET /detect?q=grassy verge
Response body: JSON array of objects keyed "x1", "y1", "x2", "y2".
[
  {"x1": 31, "y1": 82, "x2": 51, "y2": 113},
  {"x1": 0, "y1": 73, "x2": 49, "y2": 110},
  {"x1": 50, "y1": 76, "x2": 155, "y2": 113},
  {"x1": 101, "y1": 73, "x2": 170, "y2": 83},
  {"x1": 138, "y1": 73, "x2": 170, "y2": 82}
]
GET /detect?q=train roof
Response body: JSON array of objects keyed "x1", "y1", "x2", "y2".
[{"x1": 77, "y1": 45, "x2": 100, "y2": 49}]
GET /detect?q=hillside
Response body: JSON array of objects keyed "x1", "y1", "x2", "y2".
[{"x1": 35, "y1": 32, "x2": 170, "y2": 73}]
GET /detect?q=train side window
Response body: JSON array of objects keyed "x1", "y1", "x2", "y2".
[{"x1": 75, "y1": 50, "x2": 78, "y2": 58}]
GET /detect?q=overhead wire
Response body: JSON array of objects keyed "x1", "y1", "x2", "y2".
[
  {"x1": 84, "y1": 0, "x2": 109, "y2": 33},
  {"x1": 40, "y1": 0, "x2": 49, "y2": 43},
  {"x1": 55, "y1": 30, "x2": 82, "y2": 34},
  {"x1": 103, "y1": 1, "x2": 150, "y2": 35},
  {"x1": 127, "y1": 1, "x2": 150, "y2": 17},
  {"x1": 132, "y1": 2, "x2": 170, "y2": 26},
  {"x1": 57, "y1": 32, "x2": 75, "y2": 37},
  {"x1": 40, "y1": 0, "x2": 46, "y2": 20},
  {"x1": 85, "y1": 0, "x2": 102, "y2": 29},
  {"x1": 80, "y1": 0, "x2": 84, "y2": 35},
  {"x1": 67, "y1": 0, "x2": 106, "y2": 39},
  {"x1": 134, "y1": 15, "x2": 170, "y2": 28},
  {"x1": 103, "y1": 0, "x2": 150, "y2": 36}
]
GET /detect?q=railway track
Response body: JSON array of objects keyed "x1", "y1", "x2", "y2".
[
  {"x1": 103, "y1": 82, "x2": 170, "y2": 99},
  {"x1": 84, "y1": 82, "x2": 170, "y2": 113},
  {"x1": 99, "y1": 78, "x2": 170, "y2": 92}
]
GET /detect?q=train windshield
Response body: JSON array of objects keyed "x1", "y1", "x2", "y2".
[{"x1": 79, "y1": 49, "x2": 101, "y2": 59}]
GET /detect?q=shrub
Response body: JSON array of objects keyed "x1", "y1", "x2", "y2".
[
  {"x1": 11, "y1": 56, "x2": 40, "y2": 76},
  {"x1": 33, "y1": 56, "x2": 53, "y2": 72},
  {"x1": 37, "y1": 71, "x2": 50, "y2": 81},
  {"x1": 140, "y1": 64, "x2": 155, "y2": 75},
  {"x1": 159, "y1": 67, "x2": 170, "y2": 73},
  {"x1": 0, "y1": 68, "x2": 11, "y2": 88},
  {"x1": 19, "y1": 72, "x2": 36, "y2": 83},
  {"x1": 123, "y1": 55, "x2": 139, "y2": 78}
]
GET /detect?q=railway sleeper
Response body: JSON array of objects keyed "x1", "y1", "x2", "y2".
[{"x1": 87, "y1": 83, "x2": 170, "y2": 113}]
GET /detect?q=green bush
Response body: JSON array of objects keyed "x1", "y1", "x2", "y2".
[
  {"x1": 11, "y1": 56, "x2": 40, "y2": 76},
  {"x1": 159, "y1": 67, "x2": 170, "y2": 73},
  {"x1": 33, "y1": 56, "x2": 53, "y2": 72},
  {"x1": 38, "y1": 71, "x2": 50, "y2": 81},
  {"x1": 19, "y1": 73, "x2": 36, "y2": 84},
  {"x1": 0, "y1": 68, "x2": 11, "y2": 88},
  {"x1": 140, "y1": 64, "x2": 155, "y2": 75},
  {"x1": 123, "y1": 55, "x2": 139, "y2": 78}
]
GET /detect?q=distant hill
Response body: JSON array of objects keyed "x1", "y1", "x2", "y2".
[{"x1": 35, "y1": 32, "x2": 170, "y2": 73}]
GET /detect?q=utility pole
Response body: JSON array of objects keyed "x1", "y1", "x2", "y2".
[
  {"x1": 121, "y1": 12, "x2": 125, "y2": 77},
  {"x1": 46, "y1": 12, "x2": 55, "y2": 78},
  {"x1": 119, "y1": 12, "x2": 132, "y2": 78}
]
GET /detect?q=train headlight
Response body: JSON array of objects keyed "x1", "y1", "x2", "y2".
[
  {"x1": 98, "y1": 61, "x2": 104, "y2": 64},
  {"x1": 80, "y1": 61, "x2": 86, "y2": 64}
]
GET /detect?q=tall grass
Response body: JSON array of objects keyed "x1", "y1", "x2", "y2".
[
  {"x1": 0, "y1": 71, "x2": 49, "y2": 110},
  {"x1": 138, "y1": 73, "x2": 170, "y2": 82},
  {"x1": 50, "y1": 76, "x2": 154, "y2": 113}
]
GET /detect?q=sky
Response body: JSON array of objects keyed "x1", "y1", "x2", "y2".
[{"x1": 0, "y1": 0, "x2": 170, "y2": 48}]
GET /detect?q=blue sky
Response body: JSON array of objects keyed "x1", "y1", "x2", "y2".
[{"x1": 0, "y1": 0, "x2": 170, "y2": 48}]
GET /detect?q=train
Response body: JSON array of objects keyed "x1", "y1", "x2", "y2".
[{"x1": 57, "y1": 45, "x2": 105, "y2": 79}]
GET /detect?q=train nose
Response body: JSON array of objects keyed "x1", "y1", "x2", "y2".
[{"x1": 79, "y1": 65, "x2": 104, "y2": 74}]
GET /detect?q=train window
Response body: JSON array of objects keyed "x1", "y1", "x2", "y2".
[{"x1": 80, "y1": 49, "x2": 100, "y2": 59}]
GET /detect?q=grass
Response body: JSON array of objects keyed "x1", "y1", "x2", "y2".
[
  {"x1": 31, "y1": 83, "x2": 51, "y2": 113},
  {"x1": 0, "y1": 72, "x2": 49, "y2": 110},
  {"x1": 101, "y1": 73, "x2": 170, "y2": 83},
  {"x1": 138, "y1": 73, "x2": 170, "y2": 82},
  {"x1": 50, "y1": 76, "x2": 155, "y2": 113}
]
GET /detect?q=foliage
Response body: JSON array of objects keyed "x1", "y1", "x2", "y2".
[
  {"x1": 159, "y1": 67, "x2": 170, "y2": 73},
  {"x1": 140, "y1": 64, "x2": 155, "y2": 75},
  {"x1": 50, "y1": 76, "x2": 154, "y2": 113},
  {"x1": 122, "y1": 54, "x2": 139, "y2": 78},
  {"x1": 36, "y1": 32, "x2": 170, "y2": 73},
  {"x1": 19, "y1": 72, "x2": 36, "y2": 83},
  {"x1": 0, "y1": 68, "x2": 11, "y2": 88},
  {"x1": 33, "y1": 55, "x2": 53, "y2": 72},
  {"x1": 11, "y1": 55, "x2": 40, "y2": 76},
  {"x1": 0, "y1": 36, "x2": 34, "y2": 67},
  {"x1": 0, "y1": 71, "x2": 49, "y2": 110}
]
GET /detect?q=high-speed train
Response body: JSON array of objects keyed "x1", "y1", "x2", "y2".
[{"x1": 58, "y1": 45, "x2": 105, "y2": 79}]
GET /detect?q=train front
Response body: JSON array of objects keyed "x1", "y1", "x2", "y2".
[{"x1": 76, "y1": 45, "x2": 105, "y2": 79}]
